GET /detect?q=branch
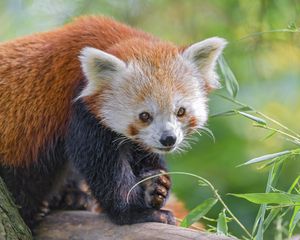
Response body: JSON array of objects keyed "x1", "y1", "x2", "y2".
[{"x1": 35, "y1": 211, "x2": 235, "y2": 240}]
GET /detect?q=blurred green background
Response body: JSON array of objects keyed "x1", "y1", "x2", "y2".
[{"x1": 1, "y1": 0, "x2": 300, "y2": 237}]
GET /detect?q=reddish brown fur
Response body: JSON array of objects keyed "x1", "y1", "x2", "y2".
[
  {"x1": 0, "y1": 16, "x2": 174, "y2": 166},
  {"x1": 188, "y1": 116, "x2": 198, "y2": 129},
  {"x1": 110, "y1": 39, "x2": 180, "y2": 111},
  {"x1": 127, "y1": 124, "x2": 139, "y2": 137},
  {"x1": 126, "y1": 118, "x2": 152, "y2": 137}
]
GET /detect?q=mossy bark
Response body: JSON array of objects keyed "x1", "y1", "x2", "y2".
[{"x1": 0, "y1": 176, "x2": 32, "y2": 240}]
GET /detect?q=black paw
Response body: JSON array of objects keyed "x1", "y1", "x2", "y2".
[
  {"x1": 22, "y1": 202, "x2": 50, "y2": 231},
  {"x1": 152, "y1": 209, "x2": 176, "y2": 225},
  {"x1": 35, "y1": 201, "x2": 50, "y2": 221},
  {"x1": 140, "y1": 170, "x2": 171, "y2": 209},
  {"x1": 48, "y1": 180, "x2": 100, "y2": 212}
]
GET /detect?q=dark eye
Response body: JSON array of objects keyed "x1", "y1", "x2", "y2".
[
  {"x1": 177, "y1": 107, "x2": 186, "y2": 117},
  {"x1": 139, "y1": 112, "x2": 152, "y2": 123}
]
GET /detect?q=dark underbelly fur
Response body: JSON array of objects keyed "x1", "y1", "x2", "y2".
[{"x1": 0, "y1": 99, "x2": 175, "y2": 231}]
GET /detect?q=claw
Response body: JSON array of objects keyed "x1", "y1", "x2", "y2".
[{"x1": 140, "y1": 170, "x2": 171, "y2": 210}]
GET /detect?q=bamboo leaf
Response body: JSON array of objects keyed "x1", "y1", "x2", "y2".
[
  {"x1": 210, "y1": 106, "x2": 253, "y2": 118},
  {"x1": 263, "y1": 208, "x2": 281, "y2": 231},
  {"x1": 239, "y1": 150, "x2": 291, "y2": 166},
  {"x1": 289, "y1": 206, "x2": 300, "y2": 237},
  {"x1": 218, "y1": 55, "x2": 239, "y2": 98},
  {"x1": 237, "y1": 111, "x2": 266, "y2": 125},
  {"x1": 252, "y1": 205, "x2": 263, "y2": 236},
  {"x1": 261, "y1": 130, "x2": 277, "y2": 141},
  {"x1": 230, "y1": 193, "x2": 300, "y2": 205},
  {"x1": 254, "y1": 163, "x2": 280, "y2": 240},
  {"x1": 217, "y1": 209, "x2": 228, "y2": 236},
  {"x1": 258, "y1": 155, "x2": 288, "y2": 169},
  {"x1": 180, "y1": 198, "x2": 218, "y2": 227},
  {"x1": 288, "y1": 175, "x2": 300, "y2": 193},
  {"x1": 210, "y1": 110, "x2": 237, "y2": 118}
]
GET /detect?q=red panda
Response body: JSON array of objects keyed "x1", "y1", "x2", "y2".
[{"x1": 0, "y1": 16, "x2": 226, "y2": 229}]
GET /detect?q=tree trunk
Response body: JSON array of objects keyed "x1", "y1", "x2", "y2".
[
  {"x1": 35, "y1": 211, "x2": 235, "y2": 240},
  {"x1": 0, "y1": 177, "x2": 32, "y2": 240}
]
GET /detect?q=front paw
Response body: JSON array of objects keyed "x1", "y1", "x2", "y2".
[
  {"x1": 140, "y1": 170, "x2": 171, "y2": 209},
  {"x1": 151, "y1": 209, "x2": 176, "y2": 225}
]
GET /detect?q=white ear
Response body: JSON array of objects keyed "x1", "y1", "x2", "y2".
[
  {"x1": 78, "y1": 47, "x2": 127, "y2": 98},
  {"x1": 182, "y1": 37, "x2": 227, "y2": 89}
]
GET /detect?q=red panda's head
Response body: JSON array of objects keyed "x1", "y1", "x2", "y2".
[{"x1": 78, "y1": 37, "x2": 226, "y2": 154}]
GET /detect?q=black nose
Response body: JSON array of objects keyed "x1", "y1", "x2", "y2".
[{"x1": 159, "y1": 132, "x2": 177, "y2": 147}]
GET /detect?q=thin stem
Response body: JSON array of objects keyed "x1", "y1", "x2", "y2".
[
  {"x1": 215, "y1": 94, "x2": 300, "y2": 140},
  {"x1": 256, "y1": 112, "x2": 300, "y2": 139},
  {"x1": 214, "y1": 190, "x2": 252, "y2": 239},
  {"x1": 239, "y1": 28, "x2": 300, "y2": 41},
  {"x1": 127, "y1": 171, "x2": 253, "y2": 239},
  {"x1": 254, "y1": 124, "x2": 300, "y2": 143}
]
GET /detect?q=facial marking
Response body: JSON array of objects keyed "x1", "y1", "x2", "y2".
[
  {"x1": 127, "y1": 124, "x2": 139, "y2": 137},
  {"x1": 189, "y1": 116, "x2": 198, "y2": 129}
]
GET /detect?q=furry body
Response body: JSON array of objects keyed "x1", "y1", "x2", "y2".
[{"x1": 0, "y1": 16, "x2": 225, "y2": 229}]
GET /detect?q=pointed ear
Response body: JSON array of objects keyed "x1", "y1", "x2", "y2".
[
  {"x1": 182, "y1": 37, "x2": 227, "y2": 90},
  {"x1": 78, "y1": 47, "x2": 126, "y2": 98}
]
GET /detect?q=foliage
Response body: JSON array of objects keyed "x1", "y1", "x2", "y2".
[{"x1": 174, "y1": 48, "x2": 300, "y2": 239}]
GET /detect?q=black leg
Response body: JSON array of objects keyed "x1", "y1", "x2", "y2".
[
  {"x1": 66, "y1": 100, "x2": 175, "y2": 225},
  {"x1": 130, "y1": 150, "x2": 172, "y2": 210}
]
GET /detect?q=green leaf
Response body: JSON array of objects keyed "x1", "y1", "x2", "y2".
[
  {"x1": 287, "y1": 176, "x2": 300, "y2": 237},
  {"x1": 218, "y1": 55, "x2": 239, "y2": 98},
  {"x1": 210, "y1": 110, "x2": 237, "y2": 118},
  {"x1": 180, "y1": 198, "x2": 218, "y2": 227},
  {"x1": 230, "y1": 193, "x2": 300, "y2": 205},
  {"x1": 252, "y1": 205, "x2": 263, "y2": 236},
  {"x1": 261, "y1": 162, "x2": 283, "y2": 230},
  {"x1": 258, "y1": 155, "x2": 288, "y2": 169},
  {"x1": 254, "y1": 163, "x2": 280, "y2": 240},
  {"x1": 210, "y1": 106, "x2": 253, "y2": 118},
  {"x1": 289, "y1": 206, "x2": 300, "y2": 237},
  {"x1": 288, "y1": 175, "x2": 300, "y2": 193},
  {"x1": 239, "y1": 150, "x2": 291, "y2": 166},
  {"x1": 261, "y1": 130, "x2": 277, "y2": 141},
  {"x1": 263, "y1": 208, "x2": 281, "y2": 231},
  {"x1": 217, "y1": 209, "x2": 228, "y2": 236},
  {"x1": 237, "y1": 111, "x2": 266, "y2": 125}
]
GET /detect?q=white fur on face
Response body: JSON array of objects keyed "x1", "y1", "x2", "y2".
[
  {"x1": 78, "y1": 47, "x2": 127, "y2": 99},
  {"x1": 134, "y1": 63, "x2": 209, "y2": 153},
  {"x1": 82, "y1": 57, "x2": 208, "y2": 153},
  {"x1": 79, "y1": 38, "x2": 226, "y2": 153},
  {"x1": 182, "y1": 37, "x2": 227, "y2": 89}
]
